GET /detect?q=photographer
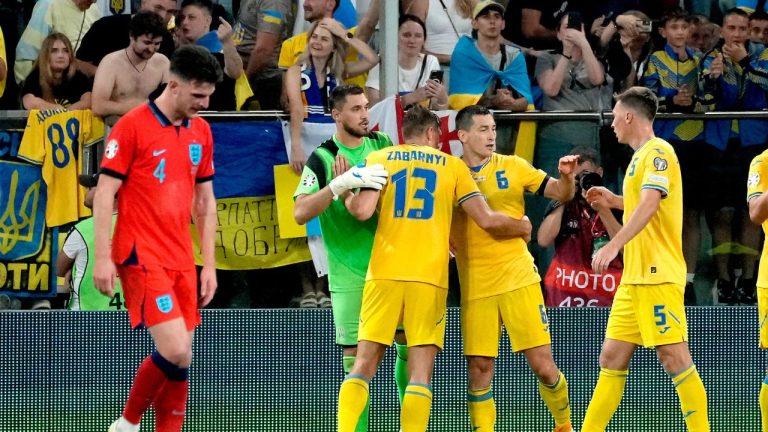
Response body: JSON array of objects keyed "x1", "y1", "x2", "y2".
[{"x1": 537, "y1": 148, "x2": 623, "y2": 307}]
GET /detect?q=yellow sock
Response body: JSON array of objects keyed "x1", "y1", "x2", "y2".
[
  {"x1": 467, "y1": 386, "x2": 496, "y2": 431},
  {"x1": 342, "y1": 357, "x2": 369, "y2": 432},
  {"x1": 760, "y1": 378, "x2": 768, "y2": 432},
  {"x1": 539, "y1": 371, "x2": 571, "y2": 428},
  {"x1": 400, "y1": 384, "x2": 433, "y2": 432},
  {"x1": 671, "y1": 364, "x2": 709, "y2": 432},
  {"x1": 338, "y1": 374, "x2": 370, "y2": 432},
  {"x1": 581, "y1": 368, "x2": 628, "y2": 432}
]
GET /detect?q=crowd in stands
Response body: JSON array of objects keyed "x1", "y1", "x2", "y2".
[{"x1": 1, "y1": 0, "x2": 767, "y2": 310}]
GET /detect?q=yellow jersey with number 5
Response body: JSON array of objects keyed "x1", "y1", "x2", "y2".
[
  {"x1": 622, "y1": 137, "x2": 685, "y2": 286},
  {"x1": 364, "y1": 145, "x2": 481, "y2": 289},
  {"x1": 452, "y1": 153, "x2": 548, "y2": 301},
  {"x1": 747, "y1": 149, "x2": 768, "y2": 288}
]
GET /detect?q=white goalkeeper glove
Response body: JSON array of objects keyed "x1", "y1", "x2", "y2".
[{"x1": 329, "y1": 164, "x2": 389, "y2": 198}]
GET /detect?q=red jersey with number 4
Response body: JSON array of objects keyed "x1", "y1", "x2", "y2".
[{"x1": 100, "y1": 101, "x2": 215, "y2": 270}]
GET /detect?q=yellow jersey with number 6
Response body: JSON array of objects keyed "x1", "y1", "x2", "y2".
[
  {"x1": 622, "y1": 137, "x2": 685, "y2": 286},
  {"x1": 364, "y1": 145, "x2": 481, "y2": 289},
  {"x1": 747, "y1": 149, "x2": 768, "y2": 288},
  {"x1": 452, "y1": 153, "x2": 548, "y2": 301}
]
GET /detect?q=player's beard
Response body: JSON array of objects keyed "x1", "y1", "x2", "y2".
[{"x1": 342, "y1": 121, "x2": 368, "y2": 138}]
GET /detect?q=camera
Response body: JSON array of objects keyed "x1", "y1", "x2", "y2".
[
  {"x1": 576, "y1": 170, "x2": 603, "y2": 194},
  {"x1": 566, "y1": 12, "x2": 584, "y2": 31}
]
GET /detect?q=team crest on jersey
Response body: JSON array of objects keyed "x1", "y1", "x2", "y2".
[
  {"x1": 189, "y1": 143, "x2": 202, "y2": 166},
  {"x1": 302, "y1": 174, "x2": 317, "y2": 187},
  {"x1": 105, "y1": 139, "x2": 119, "y2": 159},
  {"x1": 156, "y1": 294, "x2": 173, "y2": 313},
  {"x1": 653, "y1": 157, "x2": 668, "y2": 171},
  {"x1": 749, "y1": 172, "x2": 761, "y2": 188}
]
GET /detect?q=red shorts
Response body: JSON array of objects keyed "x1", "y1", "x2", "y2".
[{"x1": 117, "y1": 264, "x2": 201, "y2": 331}]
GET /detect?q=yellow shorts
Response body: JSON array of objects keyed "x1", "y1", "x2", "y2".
[
  {"x1": 358, "y1": 279, "x2": 448, "y2": 349},
  {"x1": 605, "y1": 283, "x2": 688, "y2": 348},
  {"x1": 758, "y1": 287, "x2": 768, "y2": 349},
  {"x1": 461, "y1": 283, "x2": 551, "y2": 357}
]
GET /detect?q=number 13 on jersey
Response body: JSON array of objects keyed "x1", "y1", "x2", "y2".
[{"x1": 392, "y1": 168, "x2": 436, "y2": 220}]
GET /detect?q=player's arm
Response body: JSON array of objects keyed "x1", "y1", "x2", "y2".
[
  {"x1": 749, "y1": 192, "x2": 768, "y2": 224},
  {"x1": 585, "y1": 186, "x2": 624, "y2": 210},
  {"x1": 294, "y1": 187, "x2": 337, "y2": 225},
  {"x1": 592, "y1": 188, "x2": 660, "y2": 273},
  {"x1": 345, "y1": 189, "x2": 381, "y2": 221},
  {"x1": 460, "y1": 195, "x2": 532, "y2": 240},
  {"x1": 537, "y1": 204, "x2": 564, "y2": 247},
  {"x1": 92, "y1": 175, "x2": 122, "y2": 298},
  {"x1": 56, "y1": 244, "x2": 77, "y2": 277},
  {"x1": 193, "y1": 180, "x2": 218, "y2": 307},
  {"x1": 542, "y1": 155, "x2": 578, "y2": 202}
]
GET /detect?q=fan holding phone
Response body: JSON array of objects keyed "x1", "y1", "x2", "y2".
[{"x1": 365, "y1": 14, "x2": 448, "y2": 110}]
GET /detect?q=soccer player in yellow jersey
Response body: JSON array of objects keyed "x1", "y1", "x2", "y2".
[
  {"x1": 747, "y1": 147, "x2": 768, "y2": 431},
  {"x1": 582, "y1": 87, "x2": 710, "y2": 432},
  {"x1": 450, "y1": 104, "x2": 578, "y2": 432},
  {"x1": 336, "y1": 104, "x2": 532, "y2": 432}
]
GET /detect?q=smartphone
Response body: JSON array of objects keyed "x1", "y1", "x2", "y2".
[
  {"x1": 429, "y1": 70, "x2": 444, "y2": 84},
  {"x1": 639, "y1": 19, "x2": 652, "y2": 33},
  {"x1": 567, "y1": 12, "x2": 584, "y2": 31},
  {"x1": 600, "y1": 12, "x2": 615, "y2": 27}
]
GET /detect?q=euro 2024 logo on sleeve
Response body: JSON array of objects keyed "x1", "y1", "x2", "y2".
[{"x1": 0, "y1": 161, "x2": 45, "y2": 260}]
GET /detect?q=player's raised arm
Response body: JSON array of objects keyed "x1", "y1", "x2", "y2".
[
  {"x1": 460, "y1": 195, "x2": 532, "y2": 240},
  {"x1": 93, "y1": 175, "x2": 122, "y2": 298},
  {"x1": 542, "y1": 155, "x2": 578, "y2": 202}
]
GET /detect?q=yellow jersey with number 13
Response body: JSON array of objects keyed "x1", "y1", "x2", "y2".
[
  {"x1": 747, "y1": 149, "x2": 768, "y2": 288},
  {"x1": 364, "y1": 145, "x2": 481, "y2": 289},
  {"x1": 621, "y1": 137, "x2": 685, "y2": 286}
]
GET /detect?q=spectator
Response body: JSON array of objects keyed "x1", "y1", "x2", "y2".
[
  {"x1": 91, "y1": 11, "x2": 169, "y2": 121},
  {"x1": 285, "y1": 18, "x2": 378, "y2": 173},
  {"x1": 365, "y1": 14, "x2": 447, "y2": 109},
  {"x1": 0, "y1": 26, "x2": 6, "y2": 98},
  {"x1": 233, "y1": 0, "x2": 294, "y2": 109},
  {"x1": 502, "y1": 0, "x2": 592, "y2": 51},
  {"x1": 178, "y1": 0, "x2": 243, "y2": 110},
  {"x1": 402, "y1": 0, "x2": 475, "y2": 67},
  {"x1": 749, "y1": 10, "x2": 768, "y2": 44},
  {"x1": 76, "y1": 0, "x2": 177, "y2": 78},
  {"x1": 641, "y1": 8, "x2": 705, "y2": 305},
  {"x1": 21, "y1": 33, "x2": 91, "y2": 110},
  {"x1": 538, "y1": 147, "x2": 623, "y2": 308},
  {"x1": 448, "y1": 1, "x2": 532, "y2": 111},
  {"x1": 533, "y1": 12, "x2": 608, "y2": 177},
  {"x1": 590, "y1": 10, "x2": 654, "y2": 91},
  {"x1": 279, "y1": 0, "x2": 369, "y2": 89},
  {"x1": 57, "y1": 173, "x2": 125, "y2": 311},
  {"x1": 15, "y1": 0, "x2": 101, "y2": 85},
  {"x1": 701, "y1": 7, "x2": 768, "y2": 304},
  {"x1": 687, "y1": 14, "x2": 720, "y2": 53}
]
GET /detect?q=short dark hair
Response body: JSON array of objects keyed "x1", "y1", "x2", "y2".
[
  {"x1": 723, "y1": 7, "x2": 750, "y2": 23},
  {"x1": 180, "y1": 0, "x2": 212, "y2": 14},
  {"x1": 330, "y1": 84, "x2": 365, "y2": 110},
  {"x1": 751, "y1": 10, "x2": 768, "y2": 22},
  {"x1": 615, "y1": 87, "x2": 658, "y2": 121},
  {"x1": 130, "y1": 10, "x2": 166, "y2": 39},
  {"x1": 402, "y1": 104, "x2": 440, "y2": 140},
  {"x1": 660, "y1": 7, "x2": 688, "y2": 27},
  {"x1": 400, "y1": 14, "x2": 427, "y2": 40},
  {"x1": 570, "y1": 146, "x2": 600, "y2": 167},
  {"x1": 170, "y1": 45, "x2": 222, "y2": 84},
  {"x1": 455, "y1": 105, "x2": 492, "y2": 132}
]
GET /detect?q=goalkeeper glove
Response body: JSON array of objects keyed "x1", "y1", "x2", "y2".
[{"x1": 329, "y1": 164, "x2": 389, "y2": 198}]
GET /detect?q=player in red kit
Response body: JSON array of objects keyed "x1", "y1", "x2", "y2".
[{"x1": 93, "y1": 45, "x2": 222, "y2": 432}]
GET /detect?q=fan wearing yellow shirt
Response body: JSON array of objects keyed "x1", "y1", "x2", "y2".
[
  {"x1": 583, "y1": 87, "x2": 709, "y2": 432},
  {"x1": 450, "y1": 104, "x2": 578, "y2": 432},
  {"x1": 746, "y1": 148, "x2": 768, "y2": 430},
  {"x1": 336, "y1": 105, "x2": 531, "y2": 432}
]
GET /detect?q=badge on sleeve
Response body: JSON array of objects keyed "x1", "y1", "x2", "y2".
[
  {"x1": 749, "y1": 172, "x2": 760, "y2": 188},
  {"x1": 105, "y1": 139, "x2": 119, "y2": 159},
  {"x1": 653, "y1": 157, "x2": 668, "y2": 171}
]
